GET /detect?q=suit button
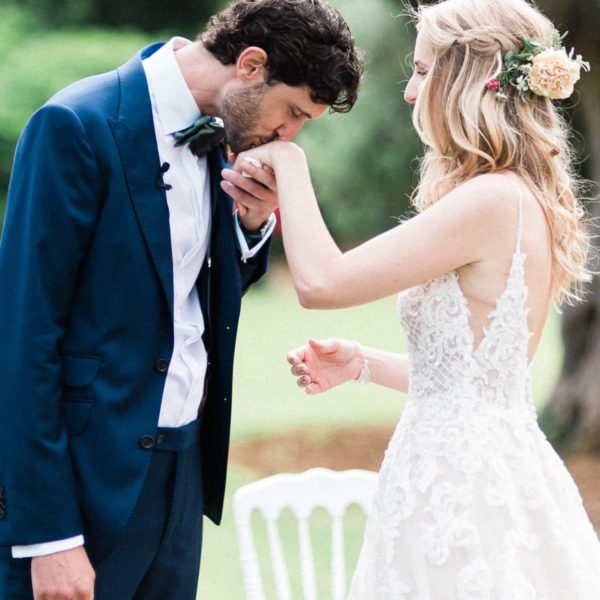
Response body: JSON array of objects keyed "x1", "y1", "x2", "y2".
[
  {"x1": 139, "y1": 435, "x2": 154, "y2": 450},
  {"x1": 155, "y1": 358, "x2": 169, "y2": 373}
]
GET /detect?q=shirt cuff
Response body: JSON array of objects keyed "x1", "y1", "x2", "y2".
[
  {"x1": 234, "y1": 212, "x2": 276, "y2": 263},
  {"x1": 12, "y1": 535, "x2": 85, "y2": 559}
]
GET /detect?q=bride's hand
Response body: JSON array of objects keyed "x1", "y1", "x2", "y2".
[
  {"x1": 287, "y1": 338, "x2": 363, "y2": 395},
  {"x1": 231, "y1": 140, "x2": 299, "y2": 173}
]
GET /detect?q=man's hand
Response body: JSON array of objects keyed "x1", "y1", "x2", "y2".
[
  {"x1": 31, "y1": 546, "x2": 95, "y2": 600},
  {"x1": 221, "y1": 155, "x2": 278, "y2": 232}
]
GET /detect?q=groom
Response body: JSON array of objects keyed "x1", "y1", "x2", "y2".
[{"x1": 0, "y1": 0, "x2": 363, "y2": 597}]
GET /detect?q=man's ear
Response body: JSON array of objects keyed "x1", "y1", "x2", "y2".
[{"x1": 236, "y1": 46, "x2": 268, "y2": 83}]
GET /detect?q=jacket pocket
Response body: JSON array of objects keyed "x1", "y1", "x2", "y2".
[
  {"x1": 60, "y1": 354, "x2": 102, "y2": 435},
  {"x1": 60, "y1": 354, "x2": 102, "y2": 388}
]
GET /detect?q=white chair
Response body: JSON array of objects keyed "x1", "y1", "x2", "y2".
[{"x1": 232, "y1": 467, "x2": 378, "y2": 600}]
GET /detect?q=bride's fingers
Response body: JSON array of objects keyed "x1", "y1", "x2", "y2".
[
  {"x1": 287, "y1": 350, "x2": 303, "y2": 365},
  {"x1": 297, "y1": 375, "x2": 311, "y2": 388},
  {"x1": 291, "y1": 362, "x2": 308, "y2": 376},
  {"x1": 288, "y1": 346, "x2": 310, "y2": 365},
  {"x1": 240, "y1": 158, "x2": 276, "y2": 191},
  {"x1": 309, "y1": 338, "x2": 339, "y2": 355},
  {"x1": 305, "y1": 382, "x2": 319, "y2": 395}
]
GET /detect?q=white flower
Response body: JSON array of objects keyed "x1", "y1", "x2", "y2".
[{"x1": 528, "y1": 48, "x2": 582, "y2": 100}]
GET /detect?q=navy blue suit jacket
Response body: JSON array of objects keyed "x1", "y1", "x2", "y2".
[{"x1": 0, "y1": 43, "x2": 269, "y2": 560}]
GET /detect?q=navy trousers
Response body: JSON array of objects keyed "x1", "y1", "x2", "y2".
[{"x1": 0, "y1": 420, "x2": 204, "y2": 600}]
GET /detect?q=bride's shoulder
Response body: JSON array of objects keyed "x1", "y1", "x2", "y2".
[
  {"x1": 446, "y1": 172, "x2": 521, "y2": 201},
  {"x1": 437, "y1": 172, "x2": 530, "y2": 224}
]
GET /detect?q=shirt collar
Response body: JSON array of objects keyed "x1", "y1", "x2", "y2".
[{"x1": 143, "y1": 37, "x2": 201, "y2": 135}]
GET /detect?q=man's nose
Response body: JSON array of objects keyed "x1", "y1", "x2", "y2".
[{"x1": 275, "y1": 121, "x2": 304, "y2": 141}]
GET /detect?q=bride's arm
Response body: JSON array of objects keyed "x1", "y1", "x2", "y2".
[
  {"x1": 287, "y1": 338, "x2": 409, "y2": 395},
  {"x1": 222, "y1": 142, "x2": 509, "y2": 309}
]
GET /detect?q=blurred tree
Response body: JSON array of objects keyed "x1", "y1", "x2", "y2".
[
  {"x1": 533, "y1": 0, "x2": 600, "y2": 453},
  {"x1": 0, "y1": 5, "x2": 152, "y2": 205},
  {"x1": 400, "y1": 0, "x2": 600, "y2": 452},
  {"x1": 297, "y1": 0, "x2": 421, "y2": 245},
  {"x1": 5, "y1": 0, "x2": 223, "y2": 37}
]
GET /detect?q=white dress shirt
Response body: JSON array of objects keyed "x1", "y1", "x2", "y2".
[{"x1": 13, "y1": 37, "x2": 274, "y2": 559}]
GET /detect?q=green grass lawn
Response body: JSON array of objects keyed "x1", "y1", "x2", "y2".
[{"x1": 196, "y1": 267, "x2": 563, "y2": 599}]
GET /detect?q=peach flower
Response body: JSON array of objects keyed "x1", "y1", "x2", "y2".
[{"x1": 528, "y1": 48, "x2": 583, "y2": 100}]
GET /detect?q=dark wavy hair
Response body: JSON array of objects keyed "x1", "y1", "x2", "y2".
[{"x1": 200, "y1": 0, "x2": 364, "y2": 113}]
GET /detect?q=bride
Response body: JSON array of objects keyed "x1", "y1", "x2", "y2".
[{"x1": 222, "y1": 0, "x2": 600, "y2": 596}]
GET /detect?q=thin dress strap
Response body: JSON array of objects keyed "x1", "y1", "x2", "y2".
[{"x1": 515, "y1": 184, "x2": 524, "y2": 255}]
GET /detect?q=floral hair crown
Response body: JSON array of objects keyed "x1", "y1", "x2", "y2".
[{"x1": 485, "y1": 29, "x2": 590, "y2": 102}]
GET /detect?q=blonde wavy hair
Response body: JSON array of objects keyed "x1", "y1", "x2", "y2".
[{"x1": 407, "y1": 0, "x2": 591, "y2": 304}]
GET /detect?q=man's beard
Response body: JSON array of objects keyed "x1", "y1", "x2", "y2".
[{"x1": 221, "y1": 82, "x2": 276, "y2": 153}]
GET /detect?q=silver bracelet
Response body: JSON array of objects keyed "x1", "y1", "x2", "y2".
[{"x1": 349, "y1": 344, "x2": 370, "y2": 385}]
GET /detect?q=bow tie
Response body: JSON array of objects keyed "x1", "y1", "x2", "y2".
[{"x1": 173, "y1": 115, "x2": 226, "y2": 156}]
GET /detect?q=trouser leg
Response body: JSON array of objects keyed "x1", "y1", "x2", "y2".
[
  {"x1": 133, "y1": 440, "x2": 204, "y2": 600},
  {"x1": 95, "y1": 419, "x2": 204, "y2": 600},
  {"x1": 93, "y1": 450, "x2": 176, "y2": 599}
]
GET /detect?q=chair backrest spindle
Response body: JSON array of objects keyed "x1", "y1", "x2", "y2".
[
  {"x1": 331, "y1": 514, "x2": 346, "y2": 600},
  {"x1": 265, "y1": 517, "x2": 293, "y2": 600},
  {"x1": 297, "y1": 516, "x2": 318, "y2": 600}
]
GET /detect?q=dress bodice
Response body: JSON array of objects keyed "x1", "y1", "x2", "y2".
[{"x1": 397, "y1": 193, "x2": 533, "y2": 411}]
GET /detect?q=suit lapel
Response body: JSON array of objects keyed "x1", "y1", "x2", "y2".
[
  {"x1": 109, "y1": 44, "x2": 174, "y2": 316},
  {"x1": 207, "y1": 150, "x2": 227, "y2": 218}
]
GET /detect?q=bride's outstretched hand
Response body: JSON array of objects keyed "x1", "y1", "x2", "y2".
[{"x1": 287, "y1": 338, "x2": 362, "y2": 395}]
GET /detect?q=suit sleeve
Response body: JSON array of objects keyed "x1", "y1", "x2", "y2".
[
  {"x1": 237, "y1": 231, "x2": 271, "y2": 294},
  {"x1": 233, "y1": 212, "x2": 276, "y2": 263},
  {"x1": 0, "y1": 103, "x2": 101, "y2": 546}
]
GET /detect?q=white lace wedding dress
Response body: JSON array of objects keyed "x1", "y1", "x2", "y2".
[{"x1": 349, "y1": 196, "x2": 600, "y2": 599}]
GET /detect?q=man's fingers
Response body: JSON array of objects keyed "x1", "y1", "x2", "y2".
[
  {"x1": 221, "y1": 180, "x2": 266, "y2": 210},
  {"x1": 220, "y1": 170, "x2": 268, "y2": 199},
  {"x1": 223, "y1": 165, "x2": 276, "y2": 194},
  {"x1": 220, "y1": 176, "x2": 275, "y2": 209}
]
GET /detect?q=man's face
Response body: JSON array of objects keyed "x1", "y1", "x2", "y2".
[{"x1": 221, "y1": 81, "x2": 328, "y2": 153}]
